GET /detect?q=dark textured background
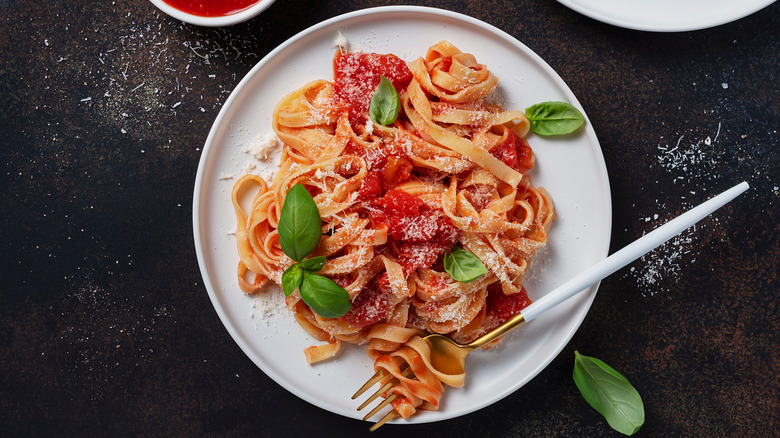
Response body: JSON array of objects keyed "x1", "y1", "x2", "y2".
[{"x1": 1, "y1": 1, "x2": 777, "y2": 436}]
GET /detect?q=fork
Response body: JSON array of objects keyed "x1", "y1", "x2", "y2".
[{"x1": 353, "y1": 181, "x2": 748, "y2": 430}]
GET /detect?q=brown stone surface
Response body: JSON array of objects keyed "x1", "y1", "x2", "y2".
[{"x1": 1, "y1": 1, "x2": 777, "y2": 436}]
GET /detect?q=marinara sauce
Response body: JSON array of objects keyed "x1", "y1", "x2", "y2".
[
  {"x1": 333, "y1": 51, "x2": 413, "y2": 126},
  {"x1": 162, "y1": 0, "x2": 260, "y2": 17}
]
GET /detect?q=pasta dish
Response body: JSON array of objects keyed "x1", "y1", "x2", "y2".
[{"x1": 231, "y1": 41, "x2": 555, "y2": 419}]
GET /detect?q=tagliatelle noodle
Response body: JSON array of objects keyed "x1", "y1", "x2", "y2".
[{"x1": 231, "y1": 41, "x2": 555, "y2": 419}]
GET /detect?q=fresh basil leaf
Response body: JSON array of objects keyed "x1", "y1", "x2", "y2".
[
  {"x1": 443, "y1": 247, "x2": 488, "y2": 283},
  {"x1": 525, "y1": 101, "x2": 585, "y2": 136},
  {"x1": 573, "y1": 352, "x2": 604, "y2": 416},
  {"x1": 300, "y1": 256, "x2": 326, "y2": 273},
  {"x1": 299, "y1": 272, "x2": 352, "y2": 318},
  {"x1": 369, "y1": 76, "x2": 401, "y2": 126},
  {"x1": 281, "y1": 263, "x2": 303, "y2": 297},
  {"x1": 573, "y1": 351, "x2": 644, "y2": 436},
  {"x1": 278, "y1": 183, "x2": 322, "y2": 262}
]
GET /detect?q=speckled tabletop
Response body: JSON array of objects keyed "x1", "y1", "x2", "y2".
[{"x1": 1, "y1": 1, "x2": 778, "y2": 437}]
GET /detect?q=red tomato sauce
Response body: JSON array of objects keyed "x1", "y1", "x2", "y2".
[
  {"x1": 490, "y1": 129, "x2": 535, "y2": 174},
  {"x1": 368, "y1": 190, "x2": 459, "y2": 272},
  {"x1": 343, "y1": 274, "x2": 392, "y2": 327},
  {"x1": 333, "y1": 51, "x2": 413, "y2": 126},
  {"x1": 485, "y1": 284, "x2": 531, "y2": 325},
  {"x1": 352, "y1": 140, "x2": 415, "y2": 201},
  {"x1": 162, "y1": 0, "x2": 260, "y2": 17}
]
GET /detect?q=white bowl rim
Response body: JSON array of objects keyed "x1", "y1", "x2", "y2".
[{"x1": 149, "y1": 0, "x2": 275, "y2": 27}]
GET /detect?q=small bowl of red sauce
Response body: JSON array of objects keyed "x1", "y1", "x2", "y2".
[{"x1": 150, "y1": 0, "x2": 275, "y2": 27}]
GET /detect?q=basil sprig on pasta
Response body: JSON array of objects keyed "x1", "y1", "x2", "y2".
[
  {"x1": 525, "y1": 101, "x2": 585, "y2": 136},
  {"x1": 573, "y1": 351, "x2": 645, "y2": 435},
  {"x1": 369, "y1": 76, "x2": 401, "y2": 126},
  {"x1": 279, "y1": 184, "x2": 351, "y2": 318},
  {"x1": 443, "y1": 247, "x2": 488, "y2": 283}
]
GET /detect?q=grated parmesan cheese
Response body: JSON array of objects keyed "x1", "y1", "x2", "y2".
[
  {"x1": 332, "y1": 31, "x2": 349, "y2": 51},
  {"x1": 236, "y1": 132, "x2": 284, "y2": 183},
  {"x1": 242, "y1": 133, "x2": 279, "y2": 161},
  {"x1": 396, "y1": 213, "x2": 440, "y2": 242},
  {"x1": 625, "y1": 122, "x2": 727, "y2": 297}
]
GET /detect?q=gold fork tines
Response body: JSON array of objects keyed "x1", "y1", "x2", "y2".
[
  {"x1": 352, "y1": 366, "x2": 413, "y2": 431},
  {"x1": 363, "y1": 392, "x2": 398, "y2": 421},
  {"x1": 351, "y1": 368, "x2": 392, "y2": 400},
  {"x1": 369, "y1": 406, "x2": 399, "y2": 431}
]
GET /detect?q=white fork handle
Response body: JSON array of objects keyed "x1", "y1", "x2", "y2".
[{"x1": 521, "y1": 181, "x2": 749, "y2": 323}]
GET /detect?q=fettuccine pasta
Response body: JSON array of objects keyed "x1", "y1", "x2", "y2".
[{"x1": 232, "y1": 41, "x2": 555, "y2": 419}]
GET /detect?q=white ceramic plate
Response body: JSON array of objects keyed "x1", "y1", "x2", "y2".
[
  {"x1": 558, "y1": 0, "x2": 775, "y2": 32},
  {"x1": 193, "y1": 6, "x2": 611, "y2": 425}
]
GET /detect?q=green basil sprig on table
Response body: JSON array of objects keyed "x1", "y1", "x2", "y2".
[
  {"x1": 278, "y1": 184, "x2": 351, "y2": 318},
  {"x1": 573, "y1": 351, "x2": 645, "y2": 436},
  {"x1": 525, "y1": 101, "x2": 585, "y2": 136},
  {"x1": 369, "y1": 76, "x2": 401, "y2": 126},
  {"x1": 443, "y1": 247, "x2": 488, "y2": 283}
]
